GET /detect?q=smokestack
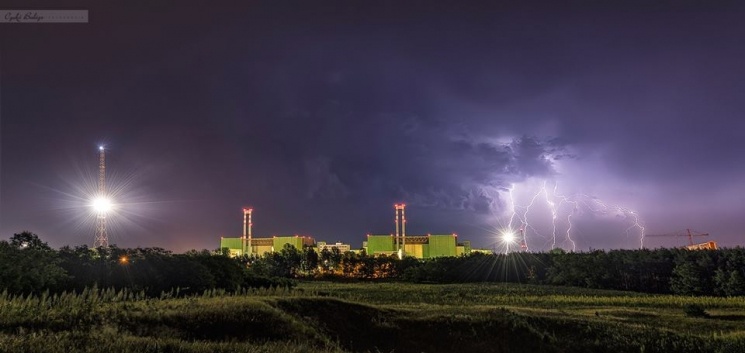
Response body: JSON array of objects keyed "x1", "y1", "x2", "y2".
[
  {"x1": 394, "y1": 204, "x2": 399, "y2": 251},
  {"x1": 394, "y1": 203, "x2": 406, "y2": 256},
  {"x1": 247, "y1": 208, "x2": 253, "y2": 255},
  {"x1": 243, "y1": 208, "x2": 253, "y2": 255},
  {"x1": 401, "y1": 204, "x2": 406, "y2": 253},
  {"x1": 243, "y1": 209, "x2": 247, "y2": 238}
]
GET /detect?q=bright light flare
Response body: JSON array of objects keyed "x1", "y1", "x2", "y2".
[
  {"x1": 500, "y1": 230, "x2": 516, "y2": 244},
  {"x1": 91, "y1": 197, "x2": 113, "y2": 214},
  {"x1": 43, "y1": 150, "x2": 164, "y2": 247}
]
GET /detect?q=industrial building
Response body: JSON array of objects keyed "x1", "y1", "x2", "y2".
[
  {"x1": 364, "y1": 234, "x2": 471, "y2": 258},
  {"x1": 362, "y1": 204, "x2": 473, "y2": 257},
  {"x1": 686, "y1": 241, "x2": 718, "y2": 250},
  {"x1": 317, "y1": 241, "x2": 352, "y2": 253},
  {"x1": 219, "y1": 208, "x2": 316, "y2": 257},
  {"x1": 220, "y1": 234, "x2": 314, "y2": 257},
  {"x1": 219, "y1": 204, "x2": 482, "y2": 259}
]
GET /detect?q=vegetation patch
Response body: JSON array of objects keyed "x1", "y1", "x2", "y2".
[
  {"x1": 2, "y1": 231, "x2": 745, "y2": 352},
  {"x1": 683, "y1": 304, "x2": 710, "y2": 318}
]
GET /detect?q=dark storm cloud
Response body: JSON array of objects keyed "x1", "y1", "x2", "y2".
[
  {"x1": 203, "y1": 3, "x2": 744, "y2": 245},
  {"x1": 507, "y1": 137, "x2": 557, "y2": 180},
  {"x1": 444, "y1": 9, "x2": 745, "y2": 186},
  {"x1": 205, "y1": 14, "x2": 572, "y2": 215},
  {"x1": 296, "y1": 111, "x2": 562, "y2": 215},
  {"x1": 304, "y1": 156, "x2": 349, "y2": 199}
]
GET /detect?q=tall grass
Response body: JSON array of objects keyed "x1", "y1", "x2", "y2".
[
  {"x1": 298, "y1": 281, "x2": 745, "y2": 309},
  {"x1": 2, "y1": 282, "x2": 745, "y2": 352}
]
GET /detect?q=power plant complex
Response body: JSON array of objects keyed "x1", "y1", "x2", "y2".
[{"x1": 219, "y1": 204, "x2": 484, "y2": 259}]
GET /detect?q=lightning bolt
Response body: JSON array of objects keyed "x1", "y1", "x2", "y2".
[
  {"x1": 540, "y1": 181, "x2": 559, "y2": 249},
  {"x1": 503, "y1": 181, "x2": 644, "y2": 252},
  {"x1": 507, "y1": 185, "x2": 517, "y2": 230},
  {"x1": 629, "y1": 212, "x2": 645, "y2": 248},
  {"x1": 551, "y1": 182, "x2": 578, "y2": 251},
  {"x1": 582, "y1": 197, "x2": 645, "y2": 249},
  {"x1": 505, "y1": 182, "x2": 553, "y2": 252},
  {"x1": 518, "y1": 186, "x2": 547, "y2": 252},
  {"x1": 506, "y1": 184, "x2": 531, "y2": 251}
]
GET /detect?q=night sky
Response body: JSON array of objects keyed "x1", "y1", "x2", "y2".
[{"x1": 2, "y1": 2, "x2": 745, "y2": 252}]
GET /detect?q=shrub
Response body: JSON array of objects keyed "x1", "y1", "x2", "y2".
[{"x1": 683, "y1": 304, "x2": 709, "y2": 318}]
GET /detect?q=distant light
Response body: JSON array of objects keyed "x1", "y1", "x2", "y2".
[
  {"x1": 501, "y1": 230, "x2": 516, "y2": 244},
  {"x1": 99, "y1": 146, "x2": 104, "y2": 151},
  {"x1": 91, "y1": 197, "x2": 112, "y2": 213},
  {"x1": 119, "y1": 256, "x2": 128, "y2": 264}
]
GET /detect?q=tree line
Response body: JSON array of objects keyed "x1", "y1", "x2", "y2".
[
  {"x1": 399, "y1": 248, "x2": 745, "y2": 296},
  {"x1": 0, "y1": 231, "x2": 291, "y2": 296},
  {"x1": 2, "y1": 231, "x2": 743, "y2": 297},
  {"x1": 244, "y1": 244, "x2": 745, "y2": 296}
]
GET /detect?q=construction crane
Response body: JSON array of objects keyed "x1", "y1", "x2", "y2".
[{"x1": 645, "y1": 228, "x2": 714, "y2": 248}]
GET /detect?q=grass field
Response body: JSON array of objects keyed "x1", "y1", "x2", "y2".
[{"x1": 1, "y1": 282, "x2": 744, "y2": 352}]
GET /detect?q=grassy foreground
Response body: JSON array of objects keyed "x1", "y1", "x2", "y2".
[{"x1": 1, "y1": 283, "x2": 745, "y2": 352}]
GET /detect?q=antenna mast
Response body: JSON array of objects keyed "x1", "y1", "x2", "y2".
[{"x1": 93, "y1": 146, "x2": 108, "y2": 248}]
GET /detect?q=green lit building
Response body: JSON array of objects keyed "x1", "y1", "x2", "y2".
[
  {"x1": 220, "y1": 205, "x2": 480, "y2": 259},
  {"x1": 363, "y1": 233, "x2": 472, "y2": 259},
  {"x1": 220, "y1": 235, "x2": 314, "y2": 256},
  {"x1": 221, "y1": 233, "x2": 474, "y2": 259}
]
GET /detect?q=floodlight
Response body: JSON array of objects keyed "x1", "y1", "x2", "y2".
[{"x1": 92, "y1": 197, "x2": 112, "y2": 213}]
